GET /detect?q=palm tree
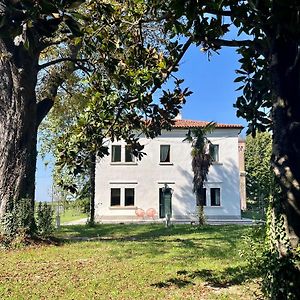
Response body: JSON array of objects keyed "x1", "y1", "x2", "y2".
[{"x1": 184, "y1": 122, "x2": 216, "y2": 225}]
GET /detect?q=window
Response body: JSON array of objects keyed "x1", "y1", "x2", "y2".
[
  {"x1": 160, "y1": 145, "x2": 170, "y2": 162},
  {"x1": 210, "y1": 144, "x2": 219, "y2": 162},
  {"x1": 111, "y1": 144, "x2": 135, "y2": 163},
  {"x1": 196, "y1": 188, "x2": 206, "y2": 206},
  {"x1": 111, "y1": 188, "x2": 121, "y2": 206},
  {"x1": 211, "y1": 188, "x2": 221, "y2": 206},
  {"x1": 125, "y1": 145, "x2": 134, "y2": 162},
  {"x1": 125, "y1": 188, "x2": 135, "y2": 206},
  {"x1": 111, "y1": 145, "x2": 121, "y2": 162}
]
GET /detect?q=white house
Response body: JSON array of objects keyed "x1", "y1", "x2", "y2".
[{"x1": 94, "y1": 118, "x2": 244, "y2": 223}]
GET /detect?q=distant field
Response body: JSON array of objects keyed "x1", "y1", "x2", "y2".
[
  {"x1": 0, "y1": 224, "x2": 263, "y2": 299},
  {"x1": 58, "y1": 208, "x2": 87, "y2": 224}
]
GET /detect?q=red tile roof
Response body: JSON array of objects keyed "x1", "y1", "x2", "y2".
[{"x1": 172, "y1": 119, "x2": 243, "y2": 129}]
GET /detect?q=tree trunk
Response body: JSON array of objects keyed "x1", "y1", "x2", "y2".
[
  {"x1": 270, "y1": 36, "x2": 300, "y2": 247},
  {"x1": 0, "y1": 39, "x2": 38, "y2": 232},
  {"x1": 196, "y1": 187, "x2": 206, "y2": 225},
  {"x1": 89, "y1": 152, "x2": 96, "y2": 226}
]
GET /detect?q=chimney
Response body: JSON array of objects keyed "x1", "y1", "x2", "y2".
[{"x1": 174, "y1": 111, "x2": 182, "y2": 120}]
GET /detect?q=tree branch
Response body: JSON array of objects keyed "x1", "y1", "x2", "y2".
[
  {"x1": 37, "y1": 44, "x2": 81, "y2": 127},
  {"x1": 211, "y1": 38, "x2": 253, "y2": 48},
  {"x1": 127, "y1": 37, "x2": 193, "y2": 106},
  {"x1": 36, "y1": 98, "x2": 54, "y2": 126},
  {"x1": 38, "y1": 57, "x2": 87, "y2": 70},
  {"x1": 149, "y1": 37, "x2": 193, "y2": 96},
  {"x1": 203, "y1": 8, "x2": 234, "y2": 17},
  {"x1": 39, "y1": 38, "x2": 69, "y2": 51}
]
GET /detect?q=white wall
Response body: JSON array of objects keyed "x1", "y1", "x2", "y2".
[{"x1": 95, "y1": 128, "x2": 241, "y2": 221}]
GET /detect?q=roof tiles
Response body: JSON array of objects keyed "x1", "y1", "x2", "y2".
[{"x1": 172, "y1": 119, "x2": 243, "y2": 129}]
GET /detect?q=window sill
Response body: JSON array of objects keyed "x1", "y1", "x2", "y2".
[
  {"x1": 211, "y1": 162, "x2": 223, "y2": 166},
  {"x1": 199, "y1": 205, "x2": 222, "y2": 208},
  {"x1": 159, "y1": 162, "x2": 174, "y2": 166},
  {"x1": 109, "y1": 206, "x2": 137, "y2": 210},
  {"x1": 110, "y1": 162, "x2": 138, "y2": 166}
]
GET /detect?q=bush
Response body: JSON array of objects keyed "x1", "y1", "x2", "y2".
[
  {"x1": 239, "y1": 225, "x2": 266, "y2": 276},
  {"x1": 0, "y1": 198, "x2": 35, "y2": 239},
  {"x1": 240, "y1": 210, "x2": 300, "y2": 299},
  {"x1": 36, "y1": 202, "x2": 54, "y2": 237},
  {"x1": 262, "y1": 250, "x2": 300, "y2": 300}
]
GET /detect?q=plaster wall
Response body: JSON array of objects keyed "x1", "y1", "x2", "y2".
[{"x1": 95, "y1": 128, "x2": 241, "y2": 221}]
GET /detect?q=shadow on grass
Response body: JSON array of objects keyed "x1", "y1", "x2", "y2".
[
  {"x1": 52, "y1": 224, "x2": 257, "y2": 262},
  {"x1": 56, "y1": 224, "x2": 252, "y2": 243},
  {"x1": 151, "y1": 278, "x2": 195, "y2": 288},
  {"x1": 151, "y1": 265, "x2": 258, "y2": 290}
]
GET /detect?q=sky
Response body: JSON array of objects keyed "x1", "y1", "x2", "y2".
[{"x1": 35, "y1": 44, "x2": 247, "y2": 202}]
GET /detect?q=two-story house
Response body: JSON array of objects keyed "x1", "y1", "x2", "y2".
[{"x1": 94, "y1": 118, "x2": 243, "y2": 223}]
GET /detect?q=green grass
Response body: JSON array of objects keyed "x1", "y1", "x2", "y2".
[
  {"x1": 0, "y1": 224, "x2": 263, "y2": 299},
  {"x1": 58, "y1": 208, "x2": 87, "y2": 223}
]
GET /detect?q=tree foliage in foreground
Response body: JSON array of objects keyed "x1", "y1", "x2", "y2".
[
  {"x1": 38, "y1": 0, "x2": 192, "y2": 223},
  {"x1": 0, "y1": 0, "x2": 191, "y2": 235}
]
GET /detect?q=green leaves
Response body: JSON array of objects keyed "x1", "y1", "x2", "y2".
[
  {"x1": 0, "y1": 0, "x2": 86, "y2": 52},
  {"x1": 245, "y1": 132, "x2": 273, "y2": 207}
]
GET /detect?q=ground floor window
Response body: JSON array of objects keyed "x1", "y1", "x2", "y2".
[
  {"x1": 110, "y1": 187, "x2": 135, "y2": 207},
  {"x1": 111, "y1": 188, "x2": 121, "y2": 206},
  {"x1": 196, "y1": 188, "x2": 207, "y2": 206},
  {"x1": 125, "y1": 188, "x2": 135, "y2": 206},
  {"x1": 210, "y1": 188, "x2": 221, "y2": 206}
]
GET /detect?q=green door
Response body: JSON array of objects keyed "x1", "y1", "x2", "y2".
[{"x1": 159, "y1": 188, "x2": 172, "y2": 218}]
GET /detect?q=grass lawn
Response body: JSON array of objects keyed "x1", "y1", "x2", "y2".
[
  {"x1": 0, "y1": 224, "x2": 263, "y2": 300},
  {"x1": 59, "y1": 208, "x2": 87, "y2": 224}
]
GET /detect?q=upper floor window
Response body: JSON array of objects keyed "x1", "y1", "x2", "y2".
[
  {"x1": 111, "y1": 144, "x2": 135, "y2": 163},
  {"x1": 111, "y1": 145, "x2": 121, "y2": 162},
  {"x1": 160, "y1": 145, "x2": 170, "y2": 163},
  {"x1": 211, "y1": 188, "x2": 221, "y2": 206},
  {"x1": 125, "y1": 145, "x2": 134, "y2": 162},
  {"x1": 210, "y1": 144, "x2": 219, "y2": 162}
]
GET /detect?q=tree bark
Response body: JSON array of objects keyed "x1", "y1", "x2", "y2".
[
  {"x1": 89, "y1": 152, "x2": 96, "y2": 226},
  {"x1": 0, "y1": 39, "x2": 39, "y2": 230},
  {"x1": 270, "y1": 37, "x2": 300, "y2": 247}
]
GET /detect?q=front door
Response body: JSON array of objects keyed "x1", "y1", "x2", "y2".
[{"x1": 159, "y1": 188, "x2": 172, "y2": 218}]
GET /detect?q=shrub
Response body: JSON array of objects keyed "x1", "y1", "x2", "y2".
[
  {"x1": 36, "y1": 202, "x2": 54, "y2": 237},
  {"x1": 240, "y1": 208, "x2": 300, "y2": 299},
  {"x1": 239, "y1": 225, "x2": 266, "y2": 276},
  {"x1": 0, "y1": 198, "x2": 35, "y2": 239}
]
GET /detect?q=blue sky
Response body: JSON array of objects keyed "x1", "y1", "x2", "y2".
[{"x1": 35, "y1": 44, "x2": 246, "y2": 202}]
